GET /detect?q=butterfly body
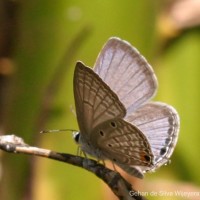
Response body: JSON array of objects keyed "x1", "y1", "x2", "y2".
[{"x1": 73, "y1": 37, "x2": 180, "y2": 178}]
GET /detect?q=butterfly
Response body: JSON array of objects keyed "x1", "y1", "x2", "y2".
[{"x1": 73, "y1": 37, "x2": 180, "y2": 178}]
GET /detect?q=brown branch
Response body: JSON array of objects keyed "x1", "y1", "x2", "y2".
[{"x1": 0, "y1": 134, "x2": 147, "y2": 200}]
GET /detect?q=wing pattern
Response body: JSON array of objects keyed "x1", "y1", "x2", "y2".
[
  {"x1": 125, "y1": 102, "x2": 180, "y2": 170},
  {"x1": 94, "y1": 37, "x2": 158, "y2": 114},
  {"x1": 74, "y1": 61, "x2": 126, "y2": 136}
]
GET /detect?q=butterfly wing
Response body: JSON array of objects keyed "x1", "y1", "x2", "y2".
[
  {"x1": 125, "y1": 102, "x2": 180, "y2": 172},
  {"x1": 73, "y1": 61, "x2": 126, "y2": 137},
  {"x1": 94, "y1": 37, "x2": 158, "y2": 114},
  {"x1": 90, "y1": 118, "x2": 154, "y2": 178},
  {"x1": 74, "y1": 38, "x2": 180, "y2": 178}
]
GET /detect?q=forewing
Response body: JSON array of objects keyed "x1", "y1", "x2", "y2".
[
  {"x1": 94, "y1": 37, "x2": 158, "y2": 114},
  {"x1": 73, "y1": 61, "x2": 126, "y2": 136},
  {"x1": 125, "y1": 102, "x2": 180, "y2": 171},
  {"x1": 91, "y1": 118, "x2": 154, "y2": 168}
]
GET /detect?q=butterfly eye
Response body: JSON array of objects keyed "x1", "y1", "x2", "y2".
[
  {"x1": 110, "y1": 121, "x2": 117, "y2": 128},
  {"x1": 108, "y1": 143, "x2": 112, "y2": 147},
  {"x1": 73, "y1": 132, "x2": 80, "y2": 143}
]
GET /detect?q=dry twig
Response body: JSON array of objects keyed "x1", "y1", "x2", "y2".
[{"x1": 0, "y1": 134, "x2": 147, "y2": 200}]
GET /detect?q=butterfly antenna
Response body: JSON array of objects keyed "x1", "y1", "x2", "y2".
[{"x1": 40, "y1": 129, "x2": 77, "y2": 134}]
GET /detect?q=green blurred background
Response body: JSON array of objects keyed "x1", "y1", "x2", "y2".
[{"x1": 0, "y1": 0, "x2": 200, "y2": 200}]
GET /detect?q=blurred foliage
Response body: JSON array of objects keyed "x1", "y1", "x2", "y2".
[{"x1": 0, "y1": 0, "x2": 200, "y2": 200}]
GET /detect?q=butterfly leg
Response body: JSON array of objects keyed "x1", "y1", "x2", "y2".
[
  {"x1": 82, "y1": 150, "x2": 89, "y2": 159},
  {"x1": 76, "y1": 146, "x2": 88, "y2": 158},
  {"x1": 111, "y1": 161, "x2": 118, "y2": 173}
]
